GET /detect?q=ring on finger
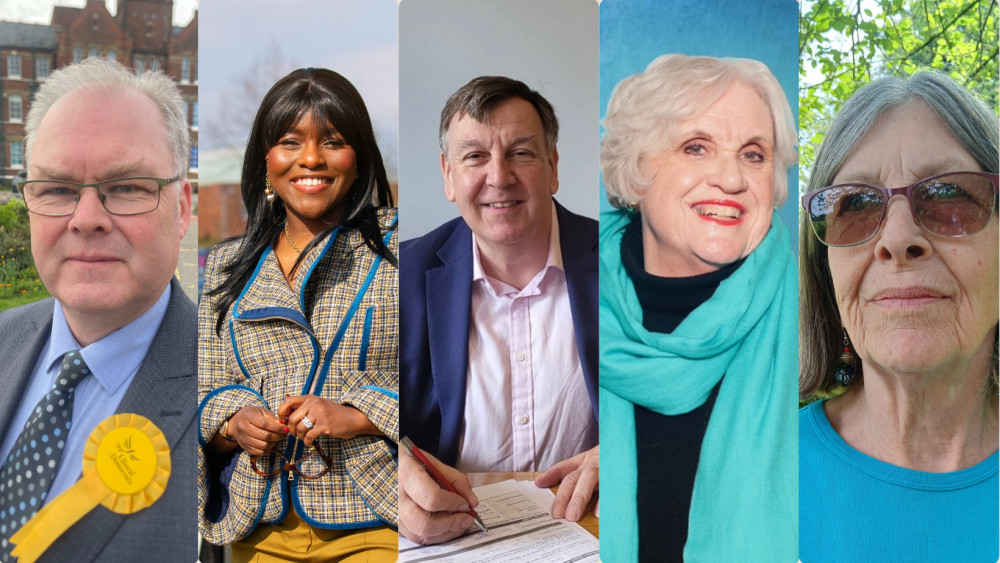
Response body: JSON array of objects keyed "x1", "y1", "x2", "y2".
[{"x1": 302, "y1": 416, "x2": 314, "y2": 430}]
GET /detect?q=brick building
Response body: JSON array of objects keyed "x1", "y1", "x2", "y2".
[{"x1": 0, "y1": 0, "x2": 198, "y2": 188}]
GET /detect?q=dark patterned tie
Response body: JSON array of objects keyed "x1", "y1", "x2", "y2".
[{"x1": 0, "y1": 351, "x2": 88, "y2": 561}]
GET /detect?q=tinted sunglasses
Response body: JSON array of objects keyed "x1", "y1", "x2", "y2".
[{"x1": 801, "y1": 171, "x2": 999, "y2": 247}]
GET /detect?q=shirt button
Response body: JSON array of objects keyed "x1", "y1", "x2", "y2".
[
  {"x1": 516, "y1": 415, "x2": 529, "y2": 425},
  {"x1": 516, "y1": 352, "x2": 526, "y2": 362}
]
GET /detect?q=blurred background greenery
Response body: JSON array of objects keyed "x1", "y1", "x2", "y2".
[
  {"x1": 0, "y1": 197, "x2": 49, "y2": 311},
  {"x1": 799, "y1": 0, "x2": 998, "y2": 193}
]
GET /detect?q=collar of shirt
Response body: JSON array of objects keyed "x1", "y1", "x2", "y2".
[
  {"x1": 471, "y1": 204, "x2": 564, "y2": 298},
  {"x1": 43, "y1": 282, "x2": 172, "y2": 394}
]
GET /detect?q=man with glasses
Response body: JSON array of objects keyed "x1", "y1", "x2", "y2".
[{"x1": 0, "y1": 59, "x2": 194, "y2": 562}]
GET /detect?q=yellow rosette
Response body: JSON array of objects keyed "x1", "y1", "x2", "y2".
[{"x1": 10, "y1": 413, "x2": 170, "y2": 562}]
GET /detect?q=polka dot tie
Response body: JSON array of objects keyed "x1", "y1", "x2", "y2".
[{"x1": 0, "y1": 351, "x2": 88, "y2": 561}]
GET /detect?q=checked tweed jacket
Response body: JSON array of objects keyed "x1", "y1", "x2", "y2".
[{"x1": 197, "y1": 208, "x2": 398, "y2": 544}]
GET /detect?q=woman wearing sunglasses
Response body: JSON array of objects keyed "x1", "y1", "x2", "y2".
[
  {"x1": 197, "y1": 68, "x2": 398, "y2": 561},
  {"x1": 799, "y1": 70, "x2": 998, "y2": 562}
]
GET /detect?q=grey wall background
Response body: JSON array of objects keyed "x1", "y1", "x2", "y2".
[{"x1": 399, "y1": 0, "x2": 599, "y2": 240}]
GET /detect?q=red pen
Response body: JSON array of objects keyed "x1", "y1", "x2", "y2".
[{"x1": 400, "y1": 436, "x2": 487, "y2": 533}]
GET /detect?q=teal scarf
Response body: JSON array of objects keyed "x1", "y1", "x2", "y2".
[{"x1": 599, "y1": 209, "x2": 798, "y2": 562}]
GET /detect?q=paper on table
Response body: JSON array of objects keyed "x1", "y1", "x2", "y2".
[{"x1": 398, "y1": 479, "x2": 599, "y2": 563}]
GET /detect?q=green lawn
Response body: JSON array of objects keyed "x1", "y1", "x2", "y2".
[{"x1": 0, "y1": 290, "x2": 50, "y2": 312}]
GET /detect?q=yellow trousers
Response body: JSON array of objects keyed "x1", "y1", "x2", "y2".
[{"x1": 231, "y1": 508, "x2": 397, "y2": 563}]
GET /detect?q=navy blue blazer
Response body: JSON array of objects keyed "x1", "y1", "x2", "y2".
[{"x1": 400, "y1": 200, "x2": 598, "y2": 465}]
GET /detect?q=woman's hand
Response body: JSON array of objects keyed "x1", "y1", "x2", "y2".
[
  {"x1": 277, "y1": 395, "x2": 382, "y2": 446},
  {"x1": 224, "y1": 405, "x2": 287, "y2": 456}
]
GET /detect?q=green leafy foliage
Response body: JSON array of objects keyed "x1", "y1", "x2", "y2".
[
  {"x1": 800, "y1": 0, "x2": 998, "y2": 191},
  {"x1": 0, "y1": 199, "x2": 48, "y2": 309}
]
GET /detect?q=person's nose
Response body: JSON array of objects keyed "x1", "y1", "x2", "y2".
[
  {"x1": 486, "y1": 156, "x2": 515, "y2": 189},
  {"x1": 872, "y1": 195, "x2": 933, "y2": 263},
  {"x1": 67, "y1": 186, "x2": 113, "y2": 234},
  {"x1": 708, "y1": 154, "x2": 747, "y2": 194},
  {"x1": 297, "y1": 141, "x2": 326, "y2": 169}
]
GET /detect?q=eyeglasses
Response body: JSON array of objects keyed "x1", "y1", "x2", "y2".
[
  {"x1": 20, "y1": 176, "x2": 180, "y2": 217},
  {"x1": 250, "y1": 442, "x2": 333, "y2": 479},
  {"x1": 801, "y1": 171, "x2": 999, "y2": 247}
]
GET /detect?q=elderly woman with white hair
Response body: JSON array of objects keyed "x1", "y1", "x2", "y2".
[
  {"x1": 799, "y1": 70, "x2": 998, "y2": 562},
  {"x1": 599, "y1": 54, "x2": 799, "y2": 562}
]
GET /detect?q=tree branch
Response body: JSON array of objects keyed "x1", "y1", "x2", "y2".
[
  {"x1": 904, "y1": 0, "x2": 980, "y2": 60},
  {"x1": 966, "y1": 45, "x2": 998, "y2": 82}
]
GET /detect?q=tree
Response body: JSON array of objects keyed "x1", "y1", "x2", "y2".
[{"x1": 799, "y1": 0, "x2": 997, "y2": 190}]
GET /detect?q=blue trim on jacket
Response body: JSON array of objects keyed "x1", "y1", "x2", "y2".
[
  {"x1": 197, "y1": 384, "x2": 268, "y2": 446},
  {"x1": 360, "y1": 385, "x2": 398, "y2": 401},
  {"x1": 230, "y1": 216, "x2": 399, "y2": 530}
]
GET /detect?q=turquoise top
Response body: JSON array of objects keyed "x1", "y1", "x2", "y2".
[
  {"x1": 600, "y1": 209, "x2": 799, "y2": 562},
  {"x1": 800, "y1": 400, "x2": 999, "y2": 562}
]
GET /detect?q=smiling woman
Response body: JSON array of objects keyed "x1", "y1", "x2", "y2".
[
  {"x1": 636, "y1": 80, "x2": 775, "y2": 277},
  {"x1": 266, "y1": 112, "x2": 359, "y2": 250},
  {"x1": 196, "y1": 68, "x2": 399, "y2": 562},
  {"x1": 598, "y1": 54, "x2": 799, "y2": 562}
]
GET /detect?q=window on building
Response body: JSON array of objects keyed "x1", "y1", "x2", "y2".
[
  {"x1": 11, "y1": 142, "x2": 23, "y2": 168},
  {"x1": 73, "y1": 48, "x2": 83, "y2": 63},
  {"x1": 189, "y1": 146, "x2": 198, "y2": 170},
  {"x1": 7, "y1": 55, "x2": 21, "y2": 78},
  {"x1": 106, "y1": 50, "x2": 116, "y2": 62},
  {"x1": 88, "y1": 48, "x2": 100, "y2": 59},
  {"x1": 181, "y1": 56, "x2": 191, "y2": 83},
  {"x1": 36, "y1": 57, "x2": 50, "y2": 80},
  {"x1": 150, "y1": 57, "x2": 160, "y2": 72},
  {"x1": 8, "y1": 95, "x2": 22, "y2": 122},
  {"x1": 191, "y1": 101, "x2": 198, "y2": 128},
  {"x1": 134, "y1": 57, "x2": 144, "y2": 76}
]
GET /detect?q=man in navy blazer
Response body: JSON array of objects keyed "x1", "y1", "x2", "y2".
[
  {"x1": 399, "y1": 76, "x2": 599, "y2": 545},
  {"x1": 0, "y1": 59, "x2": 195, "y2": 561}
]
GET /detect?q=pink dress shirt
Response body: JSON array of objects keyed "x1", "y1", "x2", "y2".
[{"x1": 455, "y1": 207, "x2": 598, "y2": 472}]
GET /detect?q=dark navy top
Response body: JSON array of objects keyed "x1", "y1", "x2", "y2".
[{"x1": 621, "y1": 217, "x2": 742, "y2": 562}]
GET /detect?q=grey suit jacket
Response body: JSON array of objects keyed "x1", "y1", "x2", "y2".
[{"x1": 0, "y1": 278, "x2": 196, "y2": 562}]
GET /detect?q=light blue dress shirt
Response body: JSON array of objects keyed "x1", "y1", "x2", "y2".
[{"x1": 0, "y1": 284, "x2": 170, "y2": 506}]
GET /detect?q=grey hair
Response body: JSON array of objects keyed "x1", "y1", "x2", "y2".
[
  {"x1": 601, "y1": 54, "x2": 797, "y2": 209},
  {"x1": 24, "y1": 58, "x2": 190, "y2": 177},
  {"x1": 800, "y1": 70, "x2": 1000, "y2": 398},
  {"x1": 806, "y1": 70, "x2": 999, "y2": 193}
]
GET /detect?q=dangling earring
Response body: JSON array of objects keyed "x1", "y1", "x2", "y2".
[
  {"x1": 265, "y1": 174, "x2": 276, "y2": 203},
  {"x1": 835, "y1": 329, "x2": 856, "y2": 385}
]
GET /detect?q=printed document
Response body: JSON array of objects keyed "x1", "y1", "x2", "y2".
[{"x1": 398, "y1": 479, "x2": 599, "y2": 562}]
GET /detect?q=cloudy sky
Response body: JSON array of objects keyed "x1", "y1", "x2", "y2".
[{"x1": 0, "y1": 0, "x2": 198, "y2": 26}]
